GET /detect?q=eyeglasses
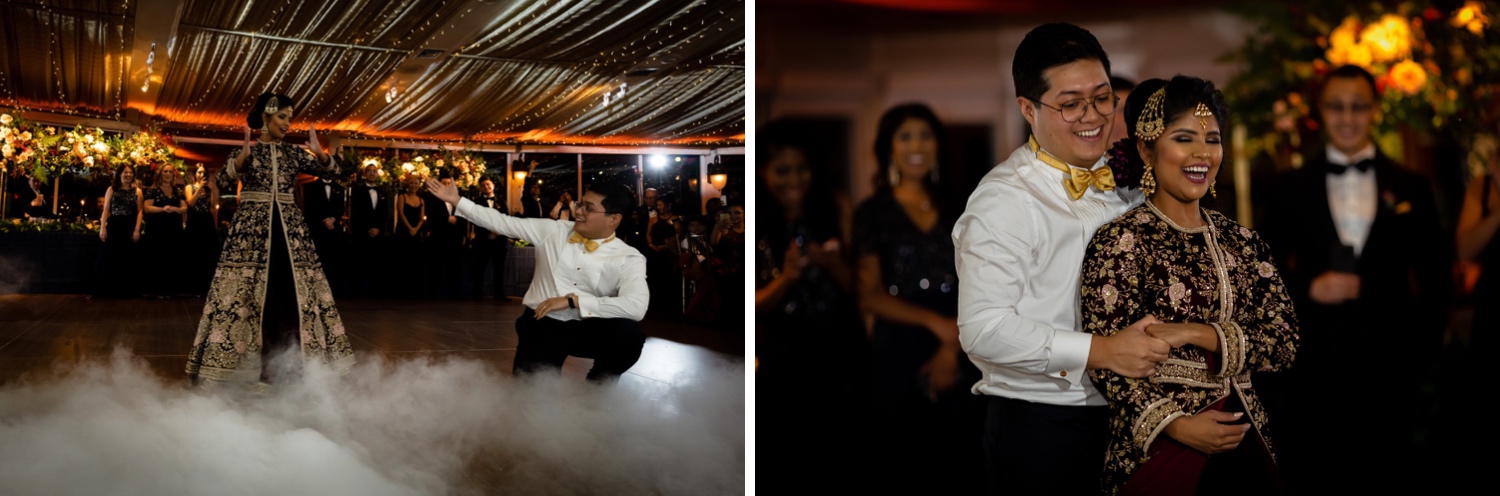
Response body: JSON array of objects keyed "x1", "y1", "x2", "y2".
[
  {"x1": 573, "y1": 201, "x2": 617, "y2": 216},
  {"x1": 1320, "y1": 102, "x2": 1374, "y2": 114},
  {"x1": 1032, "y1": 93, "x2": 1119, "y2": 123}
]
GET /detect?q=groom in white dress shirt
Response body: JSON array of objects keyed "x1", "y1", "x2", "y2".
[
  {"x1": 952, "y1": 22, "x2": 1171, "y2": 495},
  {"x1": 428, "y1": 178, "x2": 648, "y2": 383}
]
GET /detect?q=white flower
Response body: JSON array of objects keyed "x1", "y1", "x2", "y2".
[
  {"x1": 0, "y1": 114, "x2": 11, "y2": 125},
  {"x1": 18, "y1": 132, "x2": 29, "y2": 141},
  {"x1": 84, "y1": 156, "x2": 95, "y2": 166},
  {"x1": 2, "y1": 144, "x2": 12, "y2": 158}
]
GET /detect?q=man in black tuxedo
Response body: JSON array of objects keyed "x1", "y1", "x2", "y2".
[
  {"x1": 520, "y1": 180, "x2": 547, "y2": 219},
  {"x1": 1260, "y1": 64, "x2": 1452, "y2": 494},
  {"x1": 423, "y1": 172, "x2": 468, "y2": 299},
  {"x1": 348, "y1": 164, "x2": 391, "y2": 298},
  {"x1": 303, "y1": 172, "x2": 347, "y2": 296},
  {"x1": 468, "y1": 176, "x2": 509, "y2": 298}
]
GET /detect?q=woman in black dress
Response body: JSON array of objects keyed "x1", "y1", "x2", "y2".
[
  {"x1": 183, "y1": 165, "x2": 221, "y2": 296},
  {"x1": 754, "y1": 119, "x2": 870, "y2": 492},
  {"x1": 711, "y1": 200, "x2": 745, "y2": 333},
  {"x1": 395, "y1": 174, "x2": 427, "y2": 298},
  {"x1": 647, "y1": 196, "x2": 681, "y2": 318},
  {"x1": 94, "y1": 165, "x2": 143, "y2": 298},
  {"x1": 142, "y1": 165, "x2": 186, "y2": 297},
  {"x1": 852, "y1": 103, "x2": 984, "y2": 492}
]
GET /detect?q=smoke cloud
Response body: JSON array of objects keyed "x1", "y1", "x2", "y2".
[{"x1": 0, "y1": 348, "x2": 746, "y2": 495}]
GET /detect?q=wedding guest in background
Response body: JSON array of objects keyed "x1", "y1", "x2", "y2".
[
  {"x1": 395, "y1": 174, "x2": 427, "y2": 299},
  {"x1": 550, "y1": 191, "x2": 574, "y2": 221},
  {"x1": 424, "y1": 172, "x2": 467, "y2": 299},
  {"x1": 755, "y1": 118, "x2": 870, "y2": 492},
  {"x1": 141, "y1": 165, "x2": 186, "y2": 298},
  {"x1": 184, "y1": 165, "x2": 221, "y2": 296},
  {"x1": 521, "y1": 180, "x2": 547, "y2": 219},
  {"x1": 348, "y1": 164, "x2": 391, "y2": 298},
  {"x1": 468, "y1": 176, "x2": 509, "y2": 299},
  {"x1": 94, "y1": 165, "x2": 143, "y2": 299},
  {"x1": 711, "y1": 199, "x2": 745, "y2": 333},
  {"x1": 1259, "y1": 64, "x2": 1451, "y2": 494},
  {"x1": 647, "y1": 195, "x2": 682, "y2": 319},
  {"x1": 1458, "y1": 142, "x2": 1500, "y2": 364},
  {"x1": 679, "y1": 215, "x2": 716, "y2": 324},
  {"x1": 303, "y1": 168, "x2": 346, "y2": 297},
  {"x1": 854, "y1": 103, "x2": 984, "y2": 493}
]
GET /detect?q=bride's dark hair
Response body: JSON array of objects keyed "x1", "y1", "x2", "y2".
[{"x1": 1106, "y1": 75, "x2": 1230, "y2": 189}]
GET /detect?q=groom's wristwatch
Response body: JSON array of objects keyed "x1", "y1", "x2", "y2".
[{"x1": 567, "y1": 294, "x2": 577, "y2": 309}]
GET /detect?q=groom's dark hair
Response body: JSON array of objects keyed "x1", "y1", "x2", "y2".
[
  {"x1": 1013, "y1": 23, "x2": 1112, "y2": 102},
  {"x1": 586, "y1": 180, "x2": 635, "y2": 215}
]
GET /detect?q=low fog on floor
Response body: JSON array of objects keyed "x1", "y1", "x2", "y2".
[{"x1": 0, "y1": 349, "x2": 746, "y2": 495}]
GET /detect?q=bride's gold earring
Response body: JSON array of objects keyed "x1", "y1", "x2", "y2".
[
  {"x1": 1209, "y1": 180, "x2": 1217, "y2": 198},
  {"x1": 1141, "y1": 161, "x2": 1156, "y2": 197}
]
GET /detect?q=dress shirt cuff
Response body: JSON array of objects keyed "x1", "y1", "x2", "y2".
[
  {"x1": 575, "y1": 294, "x2": 599, "y2": 319},
  {"x1": 1047, "y1": 330, "x2": 1092, "y2": 385}
]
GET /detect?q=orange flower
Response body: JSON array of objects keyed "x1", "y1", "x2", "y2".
[
  {"x1": 1388, "y1": 60, "x2": 1428, "y2": 95},
  {"x1": 1453, "y1": 1, "x2": 1490, "y2": 35},
  {"x1": 1361, "y1": 14, "x2": 1412, "y2": 63}
]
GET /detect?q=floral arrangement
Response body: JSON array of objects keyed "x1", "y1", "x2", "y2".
[
  {"x1": 350, "y1": 146, "x2": 489, "y2": 197},
  {"x1": 2, "y1": 112, "x2": 183, "y2": 182},
  {"x1": 0, "y1": 217, "x2": 98, "y2": 234},
  {"x1": 1223, "y1": 1, "x2": 1500, "y2": 174}
]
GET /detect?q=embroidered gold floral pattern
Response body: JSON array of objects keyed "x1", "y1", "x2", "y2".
[
  {"x1": 1118, "y1": 232, "x2": 1136, "y2": 253},
  {"x1": 1081, "y1": 203, "x2": 1299, "y2": 495},
  {"x1": 185, "y1": 143, "x2": 356, "y2": 383}
]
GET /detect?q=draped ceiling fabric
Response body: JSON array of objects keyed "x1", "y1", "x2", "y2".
[{"x1": 0, "y1": 0, "x2": 745, "y2": 146}]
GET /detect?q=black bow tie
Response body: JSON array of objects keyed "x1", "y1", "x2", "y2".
[{"x1": 1328, "y1": 158, "x2": 1374, "y2": 175}]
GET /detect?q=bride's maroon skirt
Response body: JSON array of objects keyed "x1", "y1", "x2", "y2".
[{"x1": 1119, "y1": 393, "x2": 1285, "y2": 496}]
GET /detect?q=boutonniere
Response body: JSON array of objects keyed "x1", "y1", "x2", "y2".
[{"x1": 1381, "y1": 191, "x2": 1412, "y2": 215}]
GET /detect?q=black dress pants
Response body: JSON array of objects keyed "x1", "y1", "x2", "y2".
[
  {"x1": 984, "y1": 395, "x2": 1109, "y2": 495},
  {"x1": 513, "y1": 308, "x2": 645, "y2": 383}
]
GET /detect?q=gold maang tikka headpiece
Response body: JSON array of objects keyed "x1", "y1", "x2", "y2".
[
  {"x1": 263, "y1": 95, "x2": 280, "y2": 116},
  {"x1": 1135, "y1": 86, "x2": 1167, "y2": 141},
  {"x1": 1194, "y1": 102, "x2": 1213, "y2": 130}
]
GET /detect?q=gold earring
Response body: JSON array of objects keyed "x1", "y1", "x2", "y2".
[
  {"x1": 1209, "y1": 180, "x2": 1217, "y2": 198},
  {"x1": 889, "y1": 167, "x2": 900, "y2": 187},
  {"x1": 1141, "y1": 161, "x2": 1156, "y2": 197}
]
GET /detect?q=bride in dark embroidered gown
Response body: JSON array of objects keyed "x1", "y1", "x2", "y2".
[
  {"x1": 1082, "y1": 77, "x2": 1297, "y2": 496},
  {"x1": 186, "y1": 92, "x2": 355, "y2": 386}
]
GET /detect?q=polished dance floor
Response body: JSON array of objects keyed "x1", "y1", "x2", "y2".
[{"x1": 0, "y1": 294, "x2": 747, "y2": 495}]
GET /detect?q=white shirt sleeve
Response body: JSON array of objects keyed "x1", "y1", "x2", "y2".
[
  {"x1": 454, "y1": 197, "x2": 557, "y2": 243},
  {"x1": 953, "y1": 193, "x2": 1092, "y2": 385},
  {"x1": 575, "y1": 251, "x2": 649, "y2": 321}
]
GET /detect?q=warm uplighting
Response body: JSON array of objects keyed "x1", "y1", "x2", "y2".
[
  {"x1": 709, "y1": 173, "x2": 728, "y2": 189},
  {"x1": 513, "y1": 171, "x2": 527, "y2": 181}
]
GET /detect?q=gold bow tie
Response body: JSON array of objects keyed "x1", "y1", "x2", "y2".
[
  {"x1": 568, "y1": 232, "x2": 614, "y2": 252},
  {"x1": 1029, "y1": 135, "x2": 1115, "y2": 200}
]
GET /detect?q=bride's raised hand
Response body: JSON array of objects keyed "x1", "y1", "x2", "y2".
[{"x1": 307, "y1": 126, "x2": 326, "y2": 160}]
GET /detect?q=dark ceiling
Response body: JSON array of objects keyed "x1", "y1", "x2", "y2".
[{"x1": 0, "y1": 0, "x2": 746, "y2": 146}]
